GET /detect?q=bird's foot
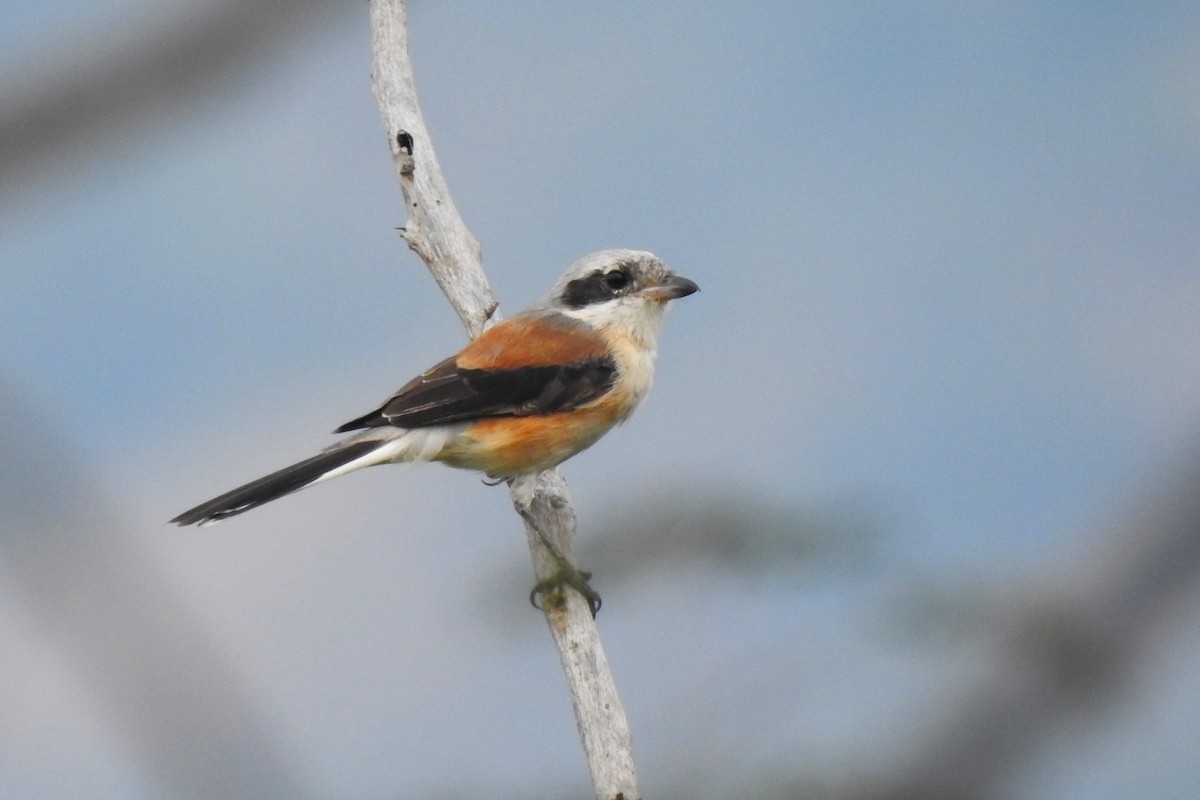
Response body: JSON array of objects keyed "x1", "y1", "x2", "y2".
[{"x1": 530, "y1": 560, "x2": 602, "y2": 618}]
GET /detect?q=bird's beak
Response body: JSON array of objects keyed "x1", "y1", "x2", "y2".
[{"x1": 642, "y1": 273, "x2": 700, "y2": 302}]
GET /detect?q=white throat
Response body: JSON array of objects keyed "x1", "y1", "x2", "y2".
[{"x1": 560, "y1": 296, "x2": 669, "y2": 350}]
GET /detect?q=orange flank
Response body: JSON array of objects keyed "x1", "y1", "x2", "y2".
[{"x1": 439, "y1": 392, "x2": 632, "y2": 478}]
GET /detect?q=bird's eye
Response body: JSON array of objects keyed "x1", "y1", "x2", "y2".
[{"x1": 604, "y1": 269, "x2": 629, "y2": 291}]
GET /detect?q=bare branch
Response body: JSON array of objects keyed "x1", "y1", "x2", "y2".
[
  {"x1": 368, "y1": 3, "x2": 490, "y2": 333},
  {"x1": 367, "y1": 2, "x2": 638, "y2": 797}
]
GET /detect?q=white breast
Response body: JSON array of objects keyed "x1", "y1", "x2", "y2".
[{"x1": 560, "y1": 295, "x2": 669, "y2": 416}]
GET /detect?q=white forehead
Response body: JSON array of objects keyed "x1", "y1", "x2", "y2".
[
  {"x1": 562, "y1": 249, "x2": 661, "y2": 277},
  {"x1": 548, "y1": 249, "x2": 665, "y2": 293}
]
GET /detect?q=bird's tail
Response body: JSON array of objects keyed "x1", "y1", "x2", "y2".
[{"x1": 171, "y1": 440, "x2": 388, "y2": 526}]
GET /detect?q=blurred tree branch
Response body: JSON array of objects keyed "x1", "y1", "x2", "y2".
[
  {"x1": 0, "y1": 0, "x2": 352, "y2": 196},
  {"x1": 848, "y1": 452, "x2": 1200, "y2": 800},
  {"x1": 499, "y1": 458, "x2": 1200, "y2": 800},
  {"x1": 0, "y1": 381, "x2": 317, "y2": 799}
]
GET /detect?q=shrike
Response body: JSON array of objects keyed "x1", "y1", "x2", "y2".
[{"x1": 172, "y1": 249, "x2": 698, "y2": 610}]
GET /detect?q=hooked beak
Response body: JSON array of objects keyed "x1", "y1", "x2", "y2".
[{"x1": 642, "y1": 273, "x2": 700, "y2": 302}]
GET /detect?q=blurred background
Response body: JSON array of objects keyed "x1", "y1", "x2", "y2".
[{"x1": 2, "y1": 1, "x2": 1198, "y2": 798}]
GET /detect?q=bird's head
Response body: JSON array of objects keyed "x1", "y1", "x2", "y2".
[{"x1": 543, "y1": 249, "x2": 699, "y2": 344}]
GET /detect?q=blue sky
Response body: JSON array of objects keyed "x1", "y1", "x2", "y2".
[{"x1": 2, "y1": 2, "x2": 1199, "y2": 798}]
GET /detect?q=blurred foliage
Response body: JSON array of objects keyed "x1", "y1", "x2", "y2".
[{"x1": 581, "y1": 486, "x2": 888, "y2": 582}]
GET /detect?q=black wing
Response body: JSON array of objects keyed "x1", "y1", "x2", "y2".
[{"x1": 334, "y1": 355, "x2": 617, "y2": 432}]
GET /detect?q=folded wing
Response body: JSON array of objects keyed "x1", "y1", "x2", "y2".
[{"x1": 335, "y1": 313, "x2": 616, "y2": 432}]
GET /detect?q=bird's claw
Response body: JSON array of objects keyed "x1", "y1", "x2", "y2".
[{"x1": 530, "y1": 565, "x2": 602, "y2": 618}]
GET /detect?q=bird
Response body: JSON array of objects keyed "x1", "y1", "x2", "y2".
[{"x1": 171, "y1": 249, "x2": 698, "y2": 611}]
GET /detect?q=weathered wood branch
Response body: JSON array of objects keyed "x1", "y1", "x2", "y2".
[{"x1": 367, "y1": 2, "x2": 638, "y2": 797}]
